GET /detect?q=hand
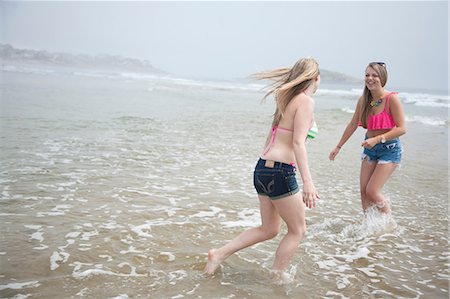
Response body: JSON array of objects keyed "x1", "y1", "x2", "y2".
[
  {"x1": 361, "y1": 137, "x2": 379, "y2": 149},
  {"x1": 302, "y1": 181, "x2": 320, "y2": 209},
  {"x1": 329, "y1": 146, "x2": 341, "y2": 161}
]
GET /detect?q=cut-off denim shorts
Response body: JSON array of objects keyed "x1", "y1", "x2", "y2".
[
  {"x1": 253, "y1": 158, "x2": 299, "y2": 200},
  {"x1": 361, "y1": 137, "x2": 402, "y2": 164}
]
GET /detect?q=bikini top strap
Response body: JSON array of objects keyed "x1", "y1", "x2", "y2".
[
  {"x1": 385, "y1": 92, "x2": 398, "y2": 114},
  {"x1": 262, "y1": 126, "x2": 278, "y2": 155}
]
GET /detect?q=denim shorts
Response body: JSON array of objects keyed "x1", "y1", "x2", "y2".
[
  {"x1": 253, "y1": 158, "x2": 299, "y2": 200},
  {"x1": 361, "y1": 137, "x2": 402, "y2": 164}
]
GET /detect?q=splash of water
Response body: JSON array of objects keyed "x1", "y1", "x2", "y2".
[
  {"x1": 268, "y1": 269, "x2": 294, "y2": 285},
  {"x1": 339, "y1": 206, "x2": 397, "y2": 242}
]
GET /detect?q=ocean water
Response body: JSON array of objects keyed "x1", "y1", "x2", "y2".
[{"x1": 0, "y1": 66, "x2": 448, "y2": 298}]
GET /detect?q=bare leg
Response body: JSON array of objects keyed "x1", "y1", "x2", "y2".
[
  {"x1": 271, "y1": 193, "x2": 306, "y2": 272},
  {"x1": 365, "y1": 163, "x2": 398, "y2": 214},
  {"x1": 360, "y1": 159, "x2": 377, "y2": 212},
  {"x1": 204, "y1": 195, "x2": 281, "y2": 276}
]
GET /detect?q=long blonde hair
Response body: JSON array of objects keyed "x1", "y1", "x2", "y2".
[
  {"x1": 360, "y1": 62, "x2": 388, "y2": 128},
  {"x1": 253, "y1": 57, "x2": 320, "y2": 126}
]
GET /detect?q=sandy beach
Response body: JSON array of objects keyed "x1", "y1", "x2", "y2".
[{"x1": 0, "y1": 66, "x2": 448, "y2": 298}]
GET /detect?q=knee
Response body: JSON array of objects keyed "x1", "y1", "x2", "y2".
[
  {"x1": 365, "y1": 186, "x2": 379, "y2": 199},
  {"x1": 290, "y1": 224, "x2": 306, "y2": 241},
  {"x1": 298, "y1": 225, "x2": 306, "y2": 239},
  {"x1": 261, "y1": 225, "x2": 280, "y2": 240}
]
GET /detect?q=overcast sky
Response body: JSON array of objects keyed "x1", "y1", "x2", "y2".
[{"x1": 1, "y1": 1, "x2": 448, "y2": 91}]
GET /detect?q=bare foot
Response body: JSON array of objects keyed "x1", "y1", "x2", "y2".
[
  {"x1": 375, "y1": 199, "x2": 391, "y2": 214},
  {"x1": 377, "y1": 204, "x2": 391, "y2": 214},
  {"x1": 269, "y1": 269, "x2": 292, "y2": 285},
  {"x1": 203, "y1": 249, "x2": 223, "y2": 276}
]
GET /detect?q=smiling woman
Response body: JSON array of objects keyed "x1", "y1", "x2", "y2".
[{"x1": 329, "y1": 62, "x2": 406, "y2": 216}]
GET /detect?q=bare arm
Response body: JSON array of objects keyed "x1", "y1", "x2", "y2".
[
  {"x1": 378, "y1": 94, "x2": 406, "y2": 141},
  {"x1": 329, "y1": 97, "x2": 362, "y2": 160},
  {"x1": 292, "y1": 96, "x2": 319, "y2": 208},
  {"x1": 362, "y1": 94, "x2": 406, "y2": 147}
]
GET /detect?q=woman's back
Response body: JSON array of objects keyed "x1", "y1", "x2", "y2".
[
  {"x1": 205, "y1": 57, "x2": 321, "y2": 279},
  {"x1": 261, "y1": 93, "x2": 314, "y2": 165}
]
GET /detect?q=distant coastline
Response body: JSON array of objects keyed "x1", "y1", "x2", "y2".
[
  {"x1": 0, "y1": 43, "x2": 362, "y2": 86},
  {"x1": 0, "y1": 43, "x2": 167, "y2": 75}
]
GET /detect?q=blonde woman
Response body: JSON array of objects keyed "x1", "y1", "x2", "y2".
[
  {"x1": 329, "y1": 62, "x2": 406, "y2": 214},
  {"x1": 204, "y1": 57, "x2": 321, "y2": 280}
]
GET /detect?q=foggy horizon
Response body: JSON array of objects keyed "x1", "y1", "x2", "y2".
[{"x1": 1, "y1": 1, "x2": 448, "y2": 92}]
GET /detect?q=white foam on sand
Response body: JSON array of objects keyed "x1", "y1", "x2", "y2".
[
  {"x1": 36, "y1": 204, "x2": 73, "y2": 217},
  {"x1": 326, "y1": 290, "x2": 350, "y2": 299},
  {"x1": 65, "y1": 231, "x2": 81, "y2": 238},
  {"x1": 50, "y1": 250, "x2": 70, "y2": 270},
  {"x1": 335, "y1": 274, "x2": 354, "y2": 290},
  {"x1": 190, "y1": 206, "x2": 222, "y2": 218},
  {"x1": 25, "y1": 225, "x2": 45, "y2": 242},
  {"x1": 357, "y1": 266, "x2": 378, "y2": 278},
  {"x1": 0, "y1": 280, "x2": 40, "y2": 291},
  {"x1": 30, "y1": 231, "x2": 44, "y2": 242},
  {"x1": 221, "y1": 208, "x2": 260, "y2": 228},
  {"x1": 70, "y1": 262, "x2": 147, "y2": 279},
  {"x1": 167, "y1": 270, "x2": 188, "y2": 285},
  {"x1": 71, "y1": 263, "x2": 117, "y2": 279},
  {"x1": 159, "y1": 251, "x2": 176, "y2": 261},
  {"x1": 120, "y1": 246, "x2": 142, "y2": 255},
  {"x1": 129, "y1": 219, "x2": 172, "y2": 238},
  {"x1": 335, "y1": 247, "x2": 370, "y2": 262}
]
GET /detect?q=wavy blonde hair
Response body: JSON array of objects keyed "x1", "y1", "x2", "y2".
[
  {"x1": 253, "y1": 57, "x2": 320, "y2": 126},
  {"x1": 360, "y1": 62, "x2": 388, "y2": 128}
]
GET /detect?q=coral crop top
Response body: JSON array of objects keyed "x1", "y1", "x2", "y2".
[{"x1": 359, "y1": 92, "x2": 397, "y2": 130}]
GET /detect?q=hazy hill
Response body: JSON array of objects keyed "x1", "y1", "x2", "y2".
[
  {"x1": 319, "y1": 69, "x2": 361, "y2": 85},
  {"x1": 0, "y1": 43, "x2": 167, "y2": 75},
  {"x1": 0, "y1": 44, "x2": 361, "y2": 85}
]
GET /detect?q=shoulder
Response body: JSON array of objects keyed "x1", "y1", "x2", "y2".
[
  {"x1": 389, "y1": 92, "x2": 400, "y2": 99},
  {"x1": 388, "y1": 92, "x2": 402, "y2": 105},
  {"x1": 290, "y1": 93, "x2": 314, "y2": 116},
  {"x1": 294, "y1": 92, "x2": 315, "y2": 108}
]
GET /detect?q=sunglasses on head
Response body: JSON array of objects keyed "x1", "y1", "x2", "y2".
[{"x1": 371, "y1": 62, "x2": 386, "y2": 68}]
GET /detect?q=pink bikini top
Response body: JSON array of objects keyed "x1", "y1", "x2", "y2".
[
  {"x1": 359, "y1": 92, "x2": 397, "y2": 130},
  {"x1": 262, "y1": 119, "x2": 317, "y2": 156}
]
